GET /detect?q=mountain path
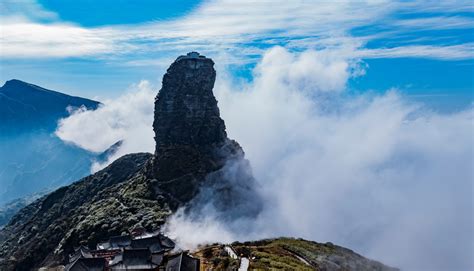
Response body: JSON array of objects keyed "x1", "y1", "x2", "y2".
[
  {"x1": 225, "y1": 245, "x2": 249, "y2": 271},
  {"x1": 239, "y1": 257, "x2": 249, "y2": 271}
]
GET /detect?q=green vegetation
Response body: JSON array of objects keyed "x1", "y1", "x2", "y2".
[
  {"x1": 233, "y1": 239, "x2": 313, "y2": 270},
  {"x1": 195, "y1": 244, "x2": 239, "y2": 270},
  {"x1": 195, "y1": 238, "x2": 397, "y2": 271}
]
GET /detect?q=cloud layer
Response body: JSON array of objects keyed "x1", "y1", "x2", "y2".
[
  {"x1": 214, "y1": 49, "x2": 473, "y2": 271},
  {"x1": 56, "y1": 80, "x2": 155, "y2": 172},
  {"x1": 56, "y1": 47, "x2": 473, "y2": 270}
]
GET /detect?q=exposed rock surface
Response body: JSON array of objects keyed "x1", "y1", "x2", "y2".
[
  {"x1": 0, "y1": 52, "x2": 262, "y2": 270},
  {"x1": 153, "y1": 53, "x2": 226, "y2": 149},
  {"x1": 150, "y1": 52, "x2": 261, "y2": 214}
]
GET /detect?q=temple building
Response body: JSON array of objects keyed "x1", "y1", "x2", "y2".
[{"x1": 65, "y1": 232, "x2": 199, "y2": 271}]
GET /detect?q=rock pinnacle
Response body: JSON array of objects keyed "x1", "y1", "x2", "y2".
[{"x1": 150, "y1": 52, "x2": 261, "y2": 214}]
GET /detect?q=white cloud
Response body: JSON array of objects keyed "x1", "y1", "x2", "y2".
[
  {"x1": 56, "y1": 80, "x2": 155, "y2": 172},
  {"x1": 164, "y1": 209, "x2": 236, "y2": 249},
  {"x1": 394, "y1": 16, "x2": 474, "y2": 30},
  {"x1": 254, "y1": 47, "x2": 354, "y2": 93},
  {"x1": 398, "y1": 1, "x2": 474, "y2": 13},
  {"x1": 57, "y1": 47, "x2": 473, "y2": 270},
  {"x1": 219, "y1": 79, "x2": 473, "y2": 269},
  {"x1": 357, "y1": 44, "x2": 474, "y2": 60},
  {"x1": 0, "y1": 18, "x2": 114, "y2": 58},
  {"x1": 1, "y1": 0, "x2": 381, "y2": 59}
]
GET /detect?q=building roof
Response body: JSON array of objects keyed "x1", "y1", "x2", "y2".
[
  {"x1": 96, "y1": 242, "x2": 110, "y2": 250},
  {"x1": 100, "y1": 235, "x2": 132, "y2": 249},
  {"x1": 69, "y1": 246, "x2": 93, "y2": 263},
  {"x1": 130, "y1": 235, "x2": 163, "y2": 253},
  {"x1": 176, "y1": 52, "x2": 208, "y2": 62},
  {"x1": 159, "y1": 233, "x2": 176, "y2": 249},
  {"x1": 166, "y1": 254, "x2": 182, "y2": 271},
  {"x1": 110, "y1": 235, "x2": 132, "y2": 245},
  {"x1": 109, "y1": 248, "x2": 161, "y2": 269},
  {"x1": 166, "y1": 252, "x2": 199, "y2": 271},
  {"x1": 65, "y1": 257, "x2": 106, "y2": 271},
  {"x1": 152, "y1": 254, "x2": 164, "y2": 266}
]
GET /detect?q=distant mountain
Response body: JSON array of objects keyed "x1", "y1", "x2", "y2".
[
  {"x1": 0, "y1": 137, "x2": 122, "y2": 228},
  {"x1": 0, "y1": 80, "x2": 103, "y2": 205},
  {"x1": 0, "y1": 79, "x2": 99, "y2": 133},
  {"x1": 0, "y1": 192, "x2": 45, "y2": 229}
]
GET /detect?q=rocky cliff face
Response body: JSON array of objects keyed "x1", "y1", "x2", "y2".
[
  {"x1": 0, "y1": 52, "x2": 262, "y2": 270},
  {"x1": 153, "y1": 53, "x2": 226, "y2": 149},
  {"x1": 150, "y1": 53, "x2": 261, "y2": 214}
]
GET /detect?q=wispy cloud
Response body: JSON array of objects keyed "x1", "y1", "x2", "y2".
[
  {"x1": 393, "y1": 16, "x2": 474, "y2": 30},
  {"x1": 0, "y1": 0, "x2": 57, "y2": 21},
  {"x1": 1, "y1": 0, "x2": 472, "y2": 61},
  {"x1": 397, "y1": 1, "x2": 474, "y2": 13},
  {"x1": 357, "y1": 43, "x2": 474, "y2": 60},
  {"x1": 0, "y1": 18, "x2": 114, "y2": 58}
]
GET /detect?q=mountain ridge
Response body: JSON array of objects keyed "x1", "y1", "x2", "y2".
[
  {"x1": 0, "y1": 79, "x2": 100, "y2": 133},
  {"x1": 0, "y1": 79, "x2": 103, "y2": 206}
]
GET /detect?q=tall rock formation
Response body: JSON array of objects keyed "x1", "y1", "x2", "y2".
[
  {"x1": 153, "y1": 52, "x2": 226, "y2": 148},
  {"x1": 150, "y1": 52, "x2": 261, "y2": 215}
]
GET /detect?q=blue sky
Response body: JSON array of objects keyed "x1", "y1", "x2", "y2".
[
  {"x1": 38, "y1": 0, "x2": 201, "y2": 26},
  {"x1": 0, "y1": 0, "x2": 473, "y2": 111}
]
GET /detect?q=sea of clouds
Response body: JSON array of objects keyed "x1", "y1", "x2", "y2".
[{"x1": 56, "y1": 47, "x2": 473, "y2": 271}]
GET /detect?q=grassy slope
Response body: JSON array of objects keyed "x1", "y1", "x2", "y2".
[
  {"x1": 194, "y1": 238, "x2": 397, "y2": 271},
  {"x1": 194, "y1": 238, "x2": 316, "y2": 270}
]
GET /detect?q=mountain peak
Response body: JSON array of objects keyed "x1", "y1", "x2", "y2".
[
  {"x1": 2, "y1": 79, "x2": 53, "y2": 93},
  {"x1": 3, "y1": 79, "x2": 27, "y2": 86},
  {"x1": 153, "y1": 52, "x2": 226, "y2": 150},
  {"x1": 0, "y1": 79, "x2": 100, "y2": 133},
  {"x1": 175, "y1": 51, "x2": 210, "y2": 62},
  {"x1": 150, "y1": 53, "x2": 260, "y2": 210},
  {"x1": 1, "y1": 79, "x2": 40, "y2": 93}
]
